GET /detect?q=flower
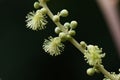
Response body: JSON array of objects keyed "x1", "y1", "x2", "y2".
[
  {"x1": 84, "y1": 45, "x2": 105, "y2": 66},
  {"x1": 26, "y1": 10, "x2": 47, "y2": 30},
  {"x1": 43, "y1": 36, "x2": 64, "y2": 56}
]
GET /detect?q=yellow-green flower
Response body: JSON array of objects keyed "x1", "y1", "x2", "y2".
[
  {"x1": 26, "y1": 10, "x2": 47, "y2": 30},
  {"x1": 84, "y1": 45, "x2": 105, "y2": 66},
  {"x1": 43, "y1": 36, "x2": 64, "y2": 56}
]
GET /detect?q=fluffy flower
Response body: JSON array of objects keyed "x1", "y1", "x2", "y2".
[
  {"x1": 43, "y1": 36, "x2": 64, "y2": 56},
  {"x1": 84, "y1": 45, "x2": 105, "y2": 66},
  {"x1": 26, "y1": 10, "x2": 47, "y2": 30}
]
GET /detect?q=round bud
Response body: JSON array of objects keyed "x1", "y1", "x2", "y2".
[
  {"x1": 64, "y1": 22, "x2": 70, "y2": 29},
  {"x1": 95, "y1": 69, "x2": 100, "y2": 73},
  {"x1": 59, "y1": 32, "x2": 67, "y2": 42},
  {"x1": 55, "y1": 27, "x2": 61, "y2": 34},
  {"x1": 66, "y1": 35, "x2": 72, "y2": 40},
  {"x1": 60, "y1": 9, "x2": 69, "y2": 17},
  {"x1": 40, "y1": 8, "x2": 47, "y2": 14},
  {"x1": 53, "y1": 15, "x2": 60, "y2": 22},
  {"x1": 36, "y1": 10, "x2": 41, "y2": 14},
  {"x1": 86, "y1": 68, "x2": 95, "y2": 76},
  {"x1": 80, "y1": 41, "x2": 87, "y2": 49},
  {"x1": 34, "y1": 2, "x2": 40, "y2": 9},
  {"x1": 68, "y1": 30, "x2": 76, "y2": 36},
  {"x1": 70, "y1": 21, "x2": 78, "y2": 29}
]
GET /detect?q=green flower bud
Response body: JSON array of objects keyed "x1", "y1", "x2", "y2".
[
  {"x1": 70, "y1": 21, "x2": 78, "y2": 29},
  {"x1": 34, "y1": 2, "x2": 40, "y2": 9},
  {"x1": 40, "y1": 8, "x2": 47, "y2": 14},
  {"x1": 60, "y1": 9, "x2": 69, "y2": 17},
  {"x1": 64, "y1": 22, "x2": 70, "y2": 29},
  {"x1": 80, "y1": 41, "x2": 87, "y2": 49},
  {"x1": 59, "y1": 32, "x2": 67, "y2": 42},
  {"x1": 95, "y1": 68, "x2": 100, "y2": 73},
  {"x1": 55, "y1": 27, "x2": 61, "y2": 34},
  {"x1": 68, "y1": 30, "x2": 76, "y2": 36},
  {"x1": 53, "y1": 15, "x2": 60, "y2": 22},
  {"x1": 66, "y1": 35, "x2": 72, "y2": 40},
  {"x1": 87, "y1": 68, "x2": 95, "y2": 76}
]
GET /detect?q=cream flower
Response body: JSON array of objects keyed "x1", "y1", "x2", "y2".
[
  {"x1": 26, "y1": 10, "x2": 47, "y2": 30},
  {"x1": 84, "y1": 45, "x2": 105, "y2": 66},
  {"x1": 43, "y1": 36, "x2": 64, "y2": 56}
]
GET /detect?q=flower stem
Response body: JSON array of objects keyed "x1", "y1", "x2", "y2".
[
  {"x1": 41, "y1": 2, "x2": 66, "y2": 31},
  {"x1": 96, "y1": 64, "x2": 115, "y2": 80},
  {"x1": 41, "y1": 2, "x2": 85, "y2": 54},
  {"x1": 69, "y1": 38, "x2": 85, "y2": 54},
  {"x1": 41, "y1": 2, "x2": 116, "y2": 80}
]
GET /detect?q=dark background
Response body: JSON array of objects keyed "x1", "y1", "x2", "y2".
[{"x1": 0, "y1": 0, "x2": 120, "y2": 80}]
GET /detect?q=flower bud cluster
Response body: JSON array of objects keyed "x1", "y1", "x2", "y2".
[
  {"x1": 52, "y1": 9, "x2": 69, "y2": 22},
  {"x1": 54, "y1": 20, "x2": 78, "y2": 42},
  {"x1": 42, "y1": 8, "x2": 78, "y2": 56}
]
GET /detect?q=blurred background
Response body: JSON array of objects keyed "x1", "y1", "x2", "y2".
[{"x1": 0, "y1": 0, "x2": 119, "y2": 80}]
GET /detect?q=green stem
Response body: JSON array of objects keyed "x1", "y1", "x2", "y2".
[
  {"x1": 69, "y1": 38, "x2": 85, "y2": 54},
  {"x1": 96, "y1": 64, "x2": 115, "y2": 80},
  {"x1": 42, "y1": 2, "x2": 85, "y2": 53},
  {"x1": 41, "y1": 2, "x2": 66, "y2": 31},
  {"x1": 41, "y1": 2, "x2": 85, "y2": 54}
]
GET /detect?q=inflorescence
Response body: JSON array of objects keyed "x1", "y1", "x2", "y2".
[{"x1": 25, "y1": 0, "x2": 120, "y2": 80}]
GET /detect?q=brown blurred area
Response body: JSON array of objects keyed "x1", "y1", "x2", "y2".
[
  {"x1": 97, "y1": 0, "x2": 120, "y2": 56},
  {"x1": 118, "y1": 0, "x2": 120, "y2": 13}
]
